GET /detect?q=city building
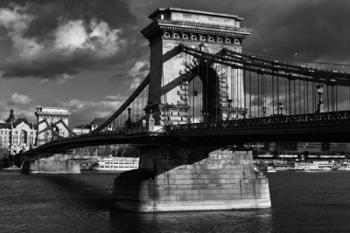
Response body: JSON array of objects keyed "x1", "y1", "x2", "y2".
[
  {"x1": 72, "y1": 118, "x2": 108, "y2": 136},
  {"x1": 90, "y1": 117, "x2": 112, "y2": 131},
  {"x1": 0, "y1": 109, "x2": 36, "y2": 154},
  {"x1": 72, "y1": 126, "x2": 90, "y2": 135}
]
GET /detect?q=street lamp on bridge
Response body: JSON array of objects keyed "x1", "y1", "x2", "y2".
[
  {"x1": 262, "y1": 106, "x2": 267, "y2": 117},
  {"x1": 227, "y1": 99, "x2": 233, "y2": 120},
  {"x1": 316, "y1": 84, "x2": 324, "y2": 113},
  {"x1": 193, "y1": 90, "x2": 198, "y2": 123},
  {"x1": 201, "y1": 111, "x2": 209, "y2": 122},
  {"x1": 278, "y1": 102, "x2": 284, "y2": 115}
]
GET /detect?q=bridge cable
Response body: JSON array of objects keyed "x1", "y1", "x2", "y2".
[
  {"x1": 249, "y1": 69, "x2": 252, "y2": 118},
  {"x1": 192, "y1": 59, "x2": 199, "y2": 123},
  {"x1": 288, "y1": 77, "x2": 292, "y2": 115},
  {"x1": 293, "y1": 79, "x2": 296, "y2": 115},
  {"x1": 205, "y1": 60, "x2": 208, "y2": 121},
  {"x1": 284, "y1": 76, "x2": 288, "y2": 115},
  {"x1": 348, "y1": 82, "x2": 350, "y2": 110},
  {"x1": 236, "y1": 67, "x2": 239, "y2": 118},
  {"x1": 327, "y1": 84, "x2": 330, "y2": 112},
  {"x1": 277, "y1": 70, "x2": 280, "y2": 114},
  {"x1": 233, "y1": 67, "x2": 236, "y2": 118},
  {"x1": 257, "y1": 71, "x2": 260, "y2": 117},
  {"x1": 335, "y1": 84, "x2": 338, "y2": 111},
  {"x1": 215, "y1": 63, "x2": 218, "y2": 122},
  {"x1": 306, "y1": 79, "x2": 309, "y2": 114},
  {"x1": 264, "y1": 72, "x2": 267, "y2": 116},
  {"x1": 272, "y1": 70, "x2": 275, "y2": 115},
  {"x1": 243, "y1": 66, "x2": 247, "y2": 116}
]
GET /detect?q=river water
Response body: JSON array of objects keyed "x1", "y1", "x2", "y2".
[{"x1": 1, "y1": 171, "x2": 350, "y2": 233}]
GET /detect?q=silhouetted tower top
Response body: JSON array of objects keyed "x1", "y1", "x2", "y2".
[{"x1": 5, "y1": 109, "x2": 15, "y2": 123}]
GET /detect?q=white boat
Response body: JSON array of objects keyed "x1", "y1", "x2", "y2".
[
  {"x1": 2, "y1": 165, "x2": 20, "y2": 171},
  {"x1": 338, "y1": 162, "x2": 350, "y2": 171},
  {"x1": 267, "y1": 166, "x2": 277, "y2": 173},
  {"x1": 93, "y1": 157, "x2": 139, "y2": 172},
  {"x1": 274, "y1": 164, "x2": 294, "y2": 171},
  {"x1": 295, "y1": 161, "x2": 333, "y2": 172}
]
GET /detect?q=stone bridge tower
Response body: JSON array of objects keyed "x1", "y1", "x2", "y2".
[
  {"x1": 142, "y1": 8, "x2": 250, "y2": 124},
  {"x1": 35, "y1": 107, "x2": 71, "y2": 145}
]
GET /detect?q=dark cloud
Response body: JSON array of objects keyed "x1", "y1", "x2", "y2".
[
  {"x1": 243, "y1": 1, "x2": 350, "y2": 64},
  {"x1": 128, "y1": 0, "x2": 350, "y2": 67},
  {"x1": 22, "y1": 0, "x2": 136, "y2": 38},
  {"x1": 0, "y1": 0, "x2": 349, "y2": 89},
  {"x1": 0, "y1": 0, "x2": 141, "y2": 79}
]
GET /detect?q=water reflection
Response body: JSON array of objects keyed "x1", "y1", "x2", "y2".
[{"x1": 110, "y1": 209, "x2": 273, "y2": 233}]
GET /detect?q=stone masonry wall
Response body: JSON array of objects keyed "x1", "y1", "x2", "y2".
[
  {"x1": 112, "y1": 146, "x2": 270, "y2": 212},
  {"x1": 21, "y1": 154, "x2": 80, "y2": 174}
]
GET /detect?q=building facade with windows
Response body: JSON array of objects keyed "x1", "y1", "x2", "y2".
[{"x1": 0, "y1": 110, "x2": 36, "y2": 155}]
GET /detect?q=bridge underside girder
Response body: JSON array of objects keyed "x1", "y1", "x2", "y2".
[{"x1": 16, "y1": 120, "x2": 350, "y2": 163}]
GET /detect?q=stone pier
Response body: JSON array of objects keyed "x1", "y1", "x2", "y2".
[
  {"x1": 21, "y1": 154, "x2": 80, "y2": 174},
  {"x1": 112, "y1": 146, "x2": 270, "y2": 212}
]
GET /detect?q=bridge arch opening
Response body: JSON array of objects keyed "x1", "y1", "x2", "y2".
[{"x1": 188, "y1": 61, "x2": 220, "y2": 122}]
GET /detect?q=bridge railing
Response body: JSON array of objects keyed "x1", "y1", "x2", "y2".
[{"x1": 165, "y1": 111, "x2": 350, "y2": 132}]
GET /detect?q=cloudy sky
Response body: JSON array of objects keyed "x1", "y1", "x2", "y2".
[{"x1": 0, "y1": 0, "x2": 349, "y2": 126}]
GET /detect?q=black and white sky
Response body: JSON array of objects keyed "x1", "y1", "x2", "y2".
[{"x1": 0, "y1": 0, "x2": 349, "y2": 126}]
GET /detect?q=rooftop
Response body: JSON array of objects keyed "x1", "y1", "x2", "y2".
[
  {"x1": 36, "y1": 106, "x2": 71, "y2": 115},
  {"x1": 0, "y1": 109, "x2": 37, "y2": 129},
  {"x1": 90, "y1": 118, "x2": 106, "y2": 126},
  {"x1": 149, "y1": 7, "x2": 243, "y2": 21}
]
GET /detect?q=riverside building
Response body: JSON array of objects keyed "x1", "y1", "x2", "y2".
[{"x1": 0, "y1": 110, "x2": 36, "y2": 154}]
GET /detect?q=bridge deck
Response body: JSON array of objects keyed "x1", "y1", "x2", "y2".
[{"x1": 16, "y1": 111, "x2": 350, "y2": 163}]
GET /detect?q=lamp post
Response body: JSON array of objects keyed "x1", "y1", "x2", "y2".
[
  {"x1": 262, "y1": 106, "x2": 267, "y2": 117},
  {"x1": 316, "y1": 84, "x2": 324, "y2": 113},
  {"x1": 278, "y1": 102, "x2": 284, "y2": 115},
  {"x1": 127, "y1": 108, "x2": 131, "y2": 119},
  {"x1": 163, "y1": 104, "x2": 170, "y2": 125},
  {"x1": 126, "y1": 107, "x2": 132, "y2": 128},
  {"x1": 227, "y1": 99, "x2": 232, "y2": 120},
  {"x1": 193, "y1": 90, "x2": 198, "y2": 123},
  {"x1": 201, "y1": 111, "x2": 209, "y2": 122}
]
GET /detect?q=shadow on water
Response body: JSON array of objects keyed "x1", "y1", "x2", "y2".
[
  {"x1": 109, "y1": 209, "x2": 273, "y2": 233},
  {"x1": 32, "y1": 172, "x2": 117, "y2": 211}
]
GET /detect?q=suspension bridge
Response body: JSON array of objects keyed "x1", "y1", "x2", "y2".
[
  {"x1": 18, "y1": 43, "x2": 350, "y2": 158},
  {"x1": 15, "y1": 8, "x2": 350, "y2": 212}
]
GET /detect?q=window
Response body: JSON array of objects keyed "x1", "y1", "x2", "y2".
[{"x1": 20, "y1": 130, "x2": 27, "y2": 144}]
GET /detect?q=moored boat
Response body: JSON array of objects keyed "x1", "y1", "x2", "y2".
[
  {"x1": 295, "y1": 161, "x2": 333, "y2": 172},
  {"x1": 93, "y1": 157, "x2": 139, "y2": 172},
  {"x1": 337, "y1": 162, "x2": 350, "y2": 171},
  {"x1": 267, "y1": 166, "x2": 277, "y2": 173}
]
